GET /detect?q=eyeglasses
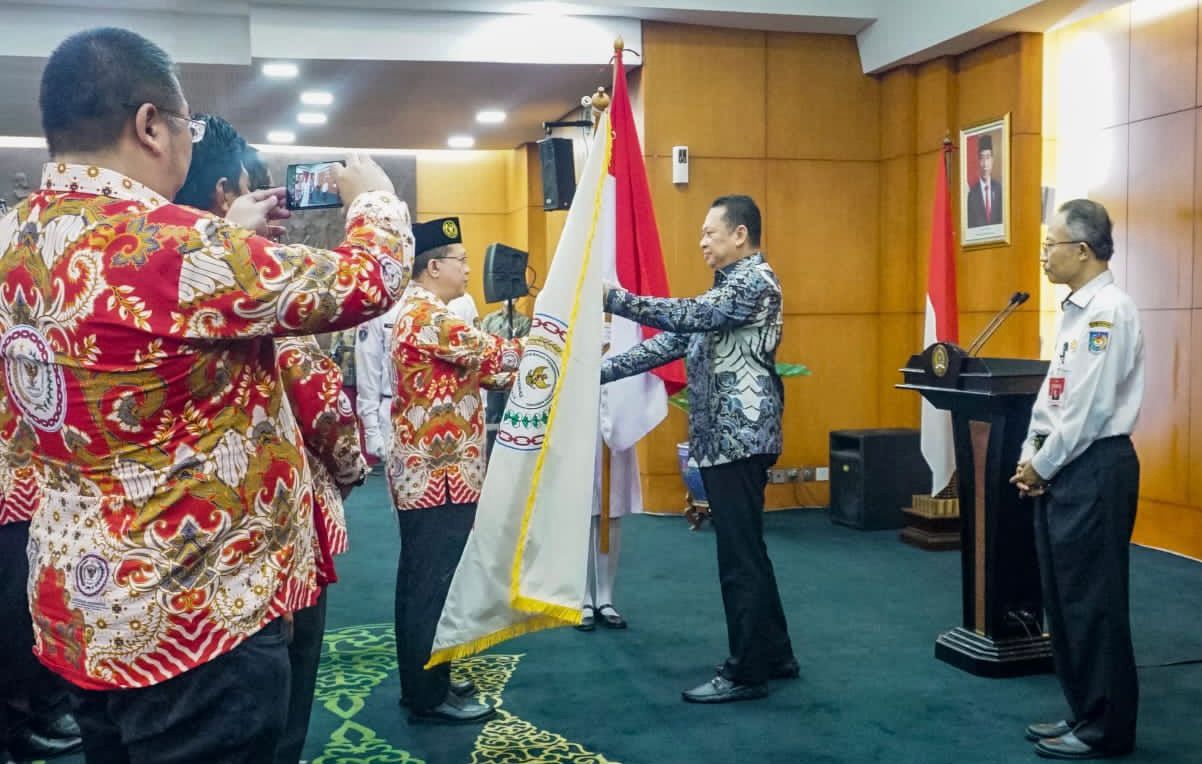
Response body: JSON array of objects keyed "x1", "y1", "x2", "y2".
[
  {"x1": 160, "y1": 109, "x2": 206, "y2": 143},
  {"x1": 126, "y1": 103, "x2": 206, "y2": 143},
  {"x1": 435, "y1": 255, "x2": 469, "y2": 265},
  {"x1": 1041, "y1": 239, "x2": 1086, "y2": 254}
]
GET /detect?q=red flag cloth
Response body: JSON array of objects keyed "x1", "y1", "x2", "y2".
[
  {"x1": 928, "y1": 146, "x2": 958, "y2": 344},
  {"x1": 610, "y1": 50, "x2": 687, "y2": 394}
]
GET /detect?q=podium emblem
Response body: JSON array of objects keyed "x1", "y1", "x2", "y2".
[{"x1": 932, "y1": 344, "x2": 950, "y2": 377}]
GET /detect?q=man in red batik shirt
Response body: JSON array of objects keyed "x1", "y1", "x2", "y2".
[
  {"x1": 388, "y1": 218, "x2": 522, "y2": 724},
  {"x1": 0, "y1": 27, "x2": 409, "y2": 762}
]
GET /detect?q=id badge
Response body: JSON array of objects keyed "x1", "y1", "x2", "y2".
[{"x1": 1048, "y1": 377, "x2": 1065, "y2": 406}]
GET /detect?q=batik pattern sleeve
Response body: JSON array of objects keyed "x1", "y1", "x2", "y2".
[
  {"x1": 600, "y1": 331, "x2": 689, "y2": 384},
  {"x1": 276, "y1": 336, "x2": 368, "y2": 486},
  {"x1": 161, "y1": 191, "x2": 411, "y2": 339},
  {"x1": 602, "y1": 264, "x2": 772, "y2": 334}
]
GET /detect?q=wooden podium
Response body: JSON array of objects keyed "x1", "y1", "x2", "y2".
[{"x1": 898, "y1": 343, "x2": 1055, "y2": 678}]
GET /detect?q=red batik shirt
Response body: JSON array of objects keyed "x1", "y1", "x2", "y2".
[
  {"x1": 276, "y1": 335, "x2": 366, "y2": 586},
  {"x1": 0, "y1": 163, "x2": 410, "y2": 690},
  {"x1": 387, "y1": 284, "x2": 522, "y2": 510}
]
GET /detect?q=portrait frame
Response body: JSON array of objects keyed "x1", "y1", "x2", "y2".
[{"x1": 959, "y1": 114, "x2": 1011, "y2": 248}]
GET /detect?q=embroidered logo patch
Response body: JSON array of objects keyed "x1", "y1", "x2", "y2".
[
  {"x1": 1, "y1": 325, "x2": 68, "y2": 432},
  {"x1": 1088, "y1": 330, "x2": 1109, "y2": 354}
]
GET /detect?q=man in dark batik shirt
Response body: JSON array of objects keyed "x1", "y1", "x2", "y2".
[{"x1": 601, "y1": 194, "x2": 797, "y2": 704}]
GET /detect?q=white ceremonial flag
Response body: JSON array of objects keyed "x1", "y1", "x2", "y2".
[{"x1": 427, "y1": 111, "x2": 612, "y2": 666}]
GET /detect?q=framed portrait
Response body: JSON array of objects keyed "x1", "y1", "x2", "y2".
[{"x1": 959, "y1": 114, "x2": 1010, "y2": 247}]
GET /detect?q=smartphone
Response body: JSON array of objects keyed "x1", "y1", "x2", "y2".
[{"x1": 285, "y1": 160, "x2": 345, "y2": 210}]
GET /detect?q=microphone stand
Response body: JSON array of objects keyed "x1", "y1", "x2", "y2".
[{"x1": 966, "y1": 292, "x2": 1029, "y2": 357}]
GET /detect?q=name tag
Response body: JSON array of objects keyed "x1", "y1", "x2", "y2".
[{"x1": 1048, "y1": 377, "x2": 1065, "y2": 405}]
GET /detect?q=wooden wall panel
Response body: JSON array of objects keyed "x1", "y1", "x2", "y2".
[
  {"x1": 914, "y1": 58, "x2": 956, "y2": 155},
  {"x1": 1196, "y1": 107, "x2": 1202, "y2": 308},
  {"x1": 880, "y1": 154, "x2": 917, "y2": 313},
  {"x1": 1133, "y1": 309, "x2": 1193, "y2": 506},
  {"x1": 957, "y1": 35, "x2": 1025, "y2": 131},
  {"x1": 641, "y1": 23, "x2": 766, "y2": 159},
  {"x1": 880, "y1": 68, "x2": 917, "y2": 160},
  {"x1": 765, "y1": 159, "x2": 881, "y2": 314},
  {"x1": 878, "y1": 313, "x2": 922, "y2": 429},
  {"x1": 912, "y1": 149, "x2": 940, "y2": 314},
  {"x1": 1133, "y1": 500, "x2": 1202, "y2": 560},
  {"x1": 416, "y1": 150, "x2": 508, "y2": 214},
  {"x1": 1191, "y1": 310, "x2": 1202, "y2": 507},
  {"x1": 782, "y1": 315, "x2": 880, "y2": 465},
  {"x1": 1088, "y1": 124, "x2": 1130, "y2": 289},
  {"x1": 765, "y1": 33, "x2": 880, "y2": 161},
  {"x1": 958, "y1": 310, "x2": 1041, "y2": 360},
  {"x1": 1127, "y1": 110, "x2": 1196, "y2": 309},
  {"x1": 1129, "y1": 0, "x2": 1197, "y2": 122}
]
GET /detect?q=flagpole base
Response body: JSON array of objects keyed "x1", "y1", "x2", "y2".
[{"x1": 899, "y1": 505, "x2": 961, "y2": 551}]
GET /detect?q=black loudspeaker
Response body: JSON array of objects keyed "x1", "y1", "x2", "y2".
[
  {"x1": 483, "y1": 242, "x2": 529, "y2": 303},
  {"x1": 829, "y1": 428, "x2": 931, "y2": 530},
  {"x1": 538, "y1": 137, "x2": 575, "y2": 211}
]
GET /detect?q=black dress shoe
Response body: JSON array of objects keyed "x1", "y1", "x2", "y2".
[
  {"x1": 713, "y1": 657, "x2": 799, "y2": 680},
  {"x1": 450, "y1": 677, "x2": 477, "y2": 697},
  {"x1": 1026, "y1": 720, "x2": 1075, "y2": 742},
  {"x1": 681, "y1": 675, "x2": 768, "y2": 704},
  {"x1": 574, "y1": 605, "x2": 596, "y2": 632},
  {"x1": 409, "y1": 693, "x2": 496, "y2": 725},
  {"x1": 596, "y1": 604, "x2": 627, "y2": 629},
  {"x1": 31, "y1": 711, "x2": 82, "y2": 740},
  {"x1": 1035, "y1": 732, "x2": 1119, "y2": 760},
  {"x1": 7, "y1": 725, "x2": 83, "y2": 759}
]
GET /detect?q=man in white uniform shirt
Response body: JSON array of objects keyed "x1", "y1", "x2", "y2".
[
  {"x1": 357, "y1": 286, "x2": 479, "y2": 459},
  {"x1": 1011, "y1": 199, "x2": 1145, "y2": 761}
]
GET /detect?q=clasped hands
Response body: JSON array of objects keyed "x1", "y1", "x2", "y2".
[{"x1": 1009, "y1": 461, "x2": 1048, "y2": 498}]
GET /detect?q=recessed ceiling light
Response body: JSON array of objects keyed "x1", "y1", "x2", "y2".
[
  {"x1": 301, "y1": 91, "x2": 334, "y2": 106},
  {"x1": 297, "y1": 112, "x2": 328, "y2": 126},
  {"x1": 267, "y1": 130, "x2": 296, "y2": 144},
  {"x1": 476, "y1": 110, "x2": 506, "y2": 124},
  {"x1": 447, "y1": 135, "x2": 475, "y2": 149},
  {"x1": 262, "y1": 62, "x2": 299, "y2": 78}
]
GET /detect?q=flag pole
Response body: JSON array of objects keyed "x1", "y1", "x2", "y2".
[{"x1": 593, "y1": 67, "x2": 614, "y2": 553}]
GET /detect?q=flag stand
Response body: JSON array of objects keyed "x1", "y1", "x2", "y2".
[
  {"x1": 592, "y1": 80, "x2": 614, "y2": 555},
  {"x1": 901, "y1": 134, "x2": 961, "y2": 551}
]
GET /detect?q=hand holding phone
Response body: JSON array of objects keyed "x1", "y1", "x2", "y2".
[{"x1": 336, "y1": 153, "x2": 395, "y2": 204}]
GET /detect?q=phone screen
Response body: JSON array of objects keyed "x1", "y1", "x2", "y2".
[{"x1": 285, "y1": 161, "x2": 345, "y2": 210}]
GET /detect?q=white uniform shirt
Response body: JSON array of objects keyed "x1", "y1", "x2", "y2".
[
  {"x1": 1021, "y1": 270, "x2": 1145, "y2": 481},
  {"x1": 355, "y1": 292, "x2": 480, "y2": 458}
]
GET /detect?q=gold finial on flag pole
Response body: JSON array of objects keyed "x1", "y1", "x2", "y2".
[
  {"x1": 589, "y1": 87, "x2": 610, "y2": 136},
  {"x1": 615, "y1": 36, "x2": 624, "y2": 53}
]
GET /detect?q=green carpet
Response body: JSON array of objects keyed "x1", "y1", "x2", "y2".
[{"x1": 44, "y1": 471, "x2": 1202, "y2": 763}]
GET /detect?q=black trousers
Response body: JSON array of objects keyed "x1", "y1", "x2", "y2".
[
  {"x1": 395, "y1": 503, "x2": 476, "y2": 711},
  {"x1": 1034, "y1": 435, "x2": 1140, "y2": 754},
  {"x1": 74, "y1": 619, "x2": 291, "y2": 764},
  {"x1": 700, "y1": 454, "x2": 794, "y2": 685},
  {"x1": 274, "y1": 587, "x2": 328, "y2": 764},
  {"x1": 0, "y1": 521, "x2": 71, "y2": 741}
]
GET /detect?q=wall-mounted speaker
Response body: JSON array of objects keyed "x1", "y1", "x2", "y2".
[{"x1": 538, "y1": 137, "x2": 576, "y2": 211}]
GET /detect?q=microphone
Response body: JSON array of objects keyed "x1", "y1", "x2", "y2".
[{"x1": 966, "y1": 291, "x2": 1029, "y2": 356}]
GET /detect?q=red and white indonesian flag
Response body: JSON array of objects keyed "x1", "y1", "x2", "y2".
[
  {"x1": 599, "y1": 46, "x2": 682, "y2": 514},
  {"x1": 427, "y1": 110, "x2": 612, "y2": 666},
  {"x1": 921, "y1": 147, "x2": 959, "y2": 495}
]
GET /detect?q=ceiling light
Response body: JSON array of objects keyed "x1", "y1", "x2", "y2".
[
  {"x1": 447, "y1": 135, "x2": 475, "y2": 149},
  {"x1": 301, "y1": 91, "x2": 334, "y2": 106},
  {"x1": 476, "y1": 110, "x2": 506, "y2": 124},
  {"x1": 262, "y1": 62, "x2": 299, "y2": 78},
  {"x1": 267, "y1": 130, "x2": 296, "y2": 144},
  {"x1": 297, "y1": 112, "x2": 328, "y2": 126}
]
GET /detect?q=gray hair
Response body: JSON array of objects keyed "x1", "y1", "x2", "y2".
[{"x1": 1059, "y1": 198, "x2": 1114, "y2": 261}]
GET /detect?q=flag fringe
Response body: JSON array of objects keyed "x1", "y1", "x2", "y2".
[
  {"x1": 424, "y1": 613, "x2": 571, "y2": 668},
  {"x1": 506, "y1": 117, "x2": 615, "y2": 605}
]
